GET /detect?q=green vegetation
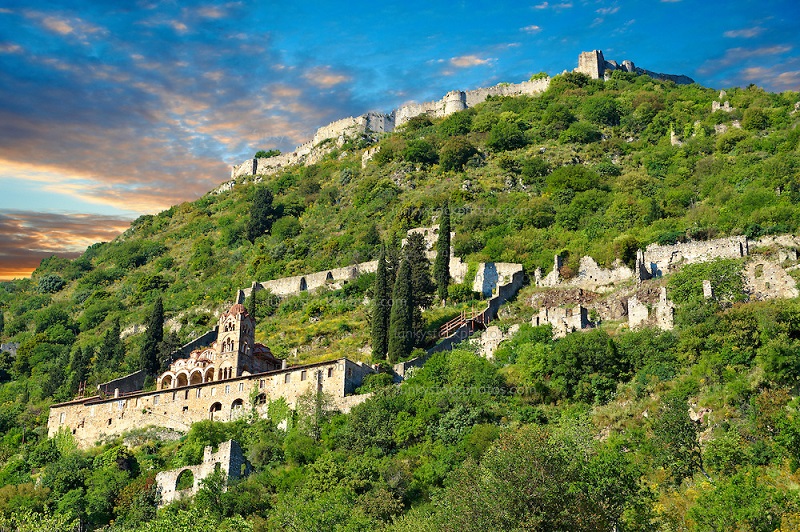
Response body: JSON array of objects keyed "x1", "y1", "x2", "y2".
[{"x1": 0, "y1": 72, "x2": 799, "y2": 529}]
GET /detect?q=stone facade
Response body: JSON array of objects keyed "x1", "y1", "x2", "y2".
[
  {"x1": 48, "y1": 357, "x2": 375, "y2": 449},
  {"x1": 628, "y1": 287, "x2": 674, "y2": 331},
  {"x1": 536, "y1": 255, "x2": 632, "y2": 293},
  {"x1": 532, "y1": 305, "x2": 591, "y2": 339},
  {"x1": 156, "y1": 440, "x2": 249, "y2": 507}
]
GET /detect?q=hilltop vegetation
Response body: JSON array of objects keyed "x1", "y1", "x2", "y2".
[{"x1": 0, "y1": 71, "x2": 800, "y2": 530}]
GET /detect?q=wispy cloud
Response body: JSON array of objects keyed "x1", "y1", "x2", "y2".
[
  {"x1": 0, "y1": 210, "x2": 133, "y2": 279},
  {"x1": 724, "y1": 27, "x2": 764, "y2": 38},
  {"x1": 521, "y1": 25, "x2": 542, "y2": 33},
  {"x1": 449, "y1": 54, "x2": 494, "y2": 68},
  {"x1": 698, "y1": 45, "x2": 793, "y2": 74},
  {"x1": 302, "y1": 66, "x2": 351, "y2": 88},
  {"x1": 597, "y1": 6, "x2": 619, "y2": 15},
  {"x1": 533, "y1": 2, "x2": 572, "y2": 9}
]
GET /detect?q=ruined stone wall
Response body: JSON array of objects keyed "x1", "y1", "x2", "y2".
[
  {"x1": 641, "y1": 236, "x2": 749, "y2": 278},
  {"x1": 745, "y1": 259, "x2": 799, "y2": 300},
  {"x1": 575, "y1": 50, "x2": 604, "y2": 79},
  {"x1": 473, "y1": 262, "x2": 524, "y2": 298},
  {"x1": 48, "y1": 358, "x2": 374, "y2": 449},
  {"x1": 628, "y1": 287, "x2": 674, "y2": 331},
  {"x1": 532, "y1": 305, "x2": 590, "y2": 339},
  {"x1": 156, "y1": 440, "x2": 248, "y2": 506}
]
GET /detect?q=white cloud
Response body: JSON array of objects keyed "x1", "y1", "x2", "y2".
[
  {"x1": 521, "y1": 25, "x2": 542, "y2": 33},
  {"x1": 724, "y1": 27, "x2": 764, "y2": 38},
  {"x1": 449, "y1": 55, "x2": 494, "y2": 68}
]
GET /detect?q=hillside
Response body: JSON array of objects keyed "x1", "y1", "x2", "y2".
[{"x1": 1, "y1": 70, "x2": 800, "y2": 530}]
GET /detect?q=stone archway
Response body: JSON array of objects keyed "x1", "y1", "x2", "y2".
[
  {"x1": 160, "y1": 375, "x2": 173, "y2": 389},
  {"x1": 175, "y1": 469, "x2": 194, "y2": 491},
  {"x1": 209, "y1": 402, "x2": 222, "y2": 421},
  {"x1": 176, "y1": 373, "x2": 188, "y2": 387},
  {"x1": 299, "y1": 277, "x2": 307, "y2": 291},
  {"x1": 204, "y1": 368, "x2": 215, "y2": 382},
  {"x1": 189, "y1": 371, "x2": 203, "y2": 385},
  {"x1": 230, "y1": 398, "x2": 244, "y2": 421}
]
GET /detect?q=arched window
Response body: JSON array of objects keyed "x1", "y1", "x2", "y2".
[
  {"x1": 189, "y1": 371, "x2": 203, "y2": 385},
  {"x1": 222, "y1": 337, "x2": 234, "y2": 353},
  {"x1": 204, "y1": 368, "x2": 215, "y2": 382},
  {"x1": 230, "y1": 398, "x2": 244, "y2": 421},
  {"x1": 176, "y1": 373, "x2": 188, "y2": 387},
  {"x1": 209, "y1": 402, "x2": 222, "y2": 420},
  {"x1": 160, "y1": 375, "x2": 173, "y2": 389},
  {"x1": 299, "y1": 277, "x2": 307, "y2": 291}
]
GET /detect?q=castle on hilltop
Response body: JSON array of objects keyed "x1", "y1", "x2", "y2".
[
  {"x1": 574, "y1": 50, "x2": 694, "y2": 85},
  {"x1": 223, "y1": 50, "x2": 694, "y2": 186}
]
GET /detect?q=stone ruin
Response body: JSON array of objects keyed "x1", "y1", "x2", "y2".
[
  {"x1": 712, "y1": 91, "x2": 735, "y2": 113},
  {"x1": 574, "y1": 49, "x2": 694, "y2": 85},
  {"x1": 155, "y1": 440, "x2": 249, "y2": 507},
  {"x1": 628, "y1": 287, "x2": 675, "y2": 331},
  {"x1": 532, "y1": 305, "x2": 591, "y2": 339}
]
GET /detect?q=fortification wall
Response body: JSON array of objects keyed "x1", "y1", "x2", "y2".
[{"x1": 48, "y1": 358, "x2": 374, "y2": 449}]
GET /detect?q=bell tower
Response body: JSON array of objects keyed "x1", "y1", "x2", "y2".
[{"x1": 216, "y1": 304, "x2": 255, "y2": 379}]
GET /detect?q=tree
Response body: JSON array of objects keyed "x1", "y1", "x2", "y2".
[
  {"x1": 246, "y1": 187, "x2": 278, "y2": 242},
  {"x1": 653, "y1": 392, "x2": 708, "y2": 485},
  {"x1": 140, "y1": 297, "x2": 163, "y2": 377},
  {"x1": 371, "y1": 246, "x2": 390, "y2": 360},
  {"x1": 434, "y1": 202, "x2": 451, "y2": 301},
  {"x1": 439, "y1": 137, "x2": 477, "y2": 171},
  {"x1": 96, "y1": 319, "x2": 123, "y2": 377},
  {"x1": 487, "y1": 120, "x2": 526, "y2": 152},
  {"x1": 0, "y1": 311, "x2": 4, "y2": 337},
  {"x1": 254, "y1": 149, "x2": 281, "y2": 158},
  {"x1": 247, "y1": 288, "x2": 258, "y2": 321},
  {"x1": 405, "y1": 232, "x2": 435, "y2": 343},
  {"x1": 387, "y1": 257, "x2": 413, "y2": 362},
  {"x1": 386, "y1": 233, "x2": 401, "y2": 289},
  {"x1": 37, "y1": 274, "x2": 65, "y2": 294}
]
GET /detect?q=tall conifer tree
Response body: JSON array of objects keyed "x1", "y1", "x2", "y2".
[
  {"x1": 371, "y1": 246, "x2": 390, "y2": 360},
  {"x1": 405, "y1": 232, "x2": 435, "y2": 344},
  {"x1": 387, "y1": 256, "x2": 413, "y2": 362},
  {"x1": 140, "y1": 297, "x2": 164, "y2": 376},
  {"x1": 434, "y1": 201, "x2": 451, "y2": 301},
  {"x1": 386, "y1": 233, "x2": 401, "y2": 289}
]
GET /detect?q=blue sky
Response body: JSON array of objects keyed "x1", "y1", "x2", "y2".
[{"x1": 0, "y1": 0, "x2": 798, "y2": 278}]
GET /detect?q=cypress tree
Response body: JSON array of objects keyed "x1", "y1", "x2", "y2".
[
  {"x1": 371, "y1": 246, "x2": 390, "y2": 360},
  {"x1": 405, "y1": 232, "x2": 435, "y2": 345},
  {"x1": 140, "y1": 297, "x2": 164, "y2": 376},
  {"x1": 434, "y1": 201, "x2": 451, "y2": 301},
  {"x1": 247, "y1": 287, "x2": 258, "y2": 321},
  {"x1": 97, "y1": 318, "x2": 123, "y2": 376},
  {"x1": 386, "y1": 233, "x2": 401, "y2": 289},
  {"x1": 0, "y1": 311, "x2": 4, "y2": 338},
  {"x1": 246, "y1": 186, "x2": 277, "y2": 242},
  {"x1": 387, "y1": 256, "x2": 413, "y2": 362}
]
